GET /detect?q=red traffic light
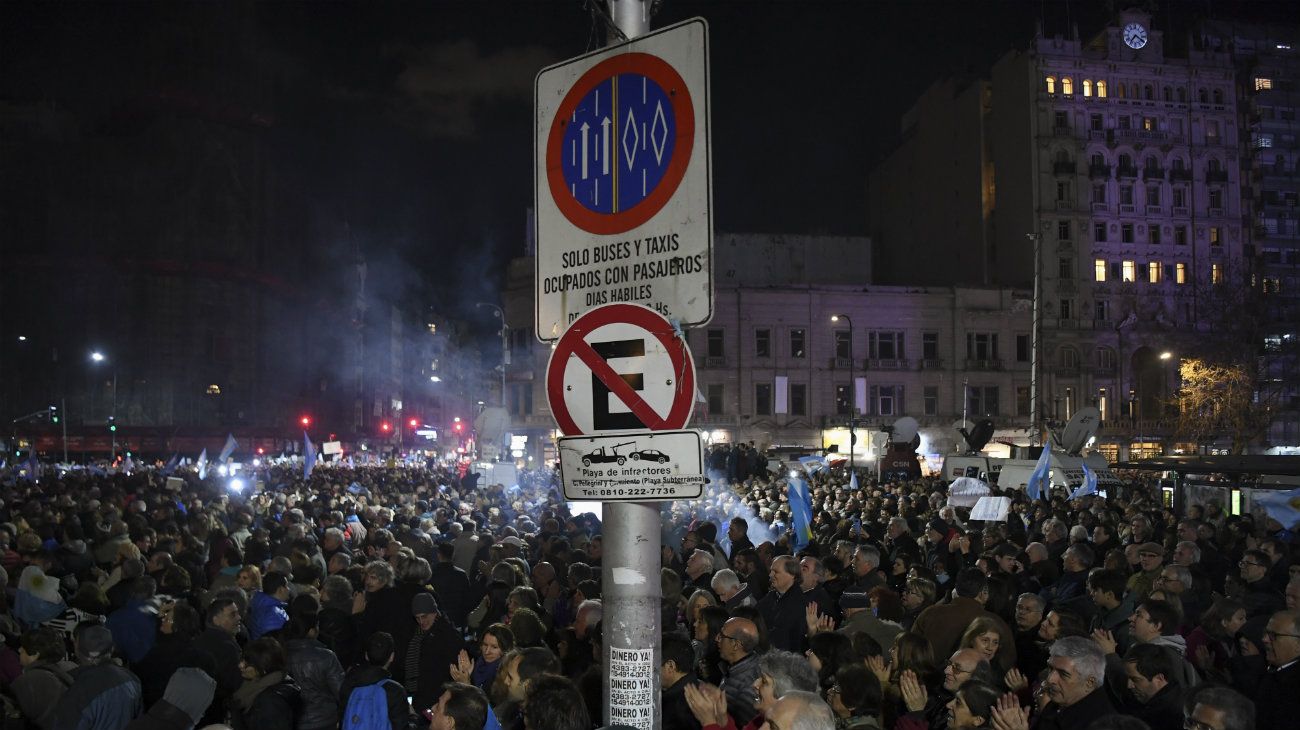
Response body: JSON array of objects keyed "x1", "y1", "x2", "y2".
[
  {"x1": 408, "y1": 418, "x2": 419, "y2": 428},
  {"x1": 380, "y1": 421, "x2": 391, "y2": 433},
  {"x1": 300, "y1": 415, "x2": 312, "y2": 427},
  {"x1": 257, "y1": 447, "x2": 265, "y2": 455},
  {"x1": 453, "y1": 422, "x2": 464, "y2": 433}
]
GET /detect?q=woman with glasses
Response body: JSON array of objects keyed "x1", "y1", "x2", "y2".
[
  {"x1": 827, "y1": 663, "x2": 883, "y2": 729},
  {"x1": 900, "y1": 577, "x2": 936, "y2": 631}
]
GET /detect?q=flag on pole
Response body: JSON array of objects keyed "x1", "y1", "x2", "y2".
[
  {"x1": 1026, "y1": 446, "x2": 1052, "y2": 501},
  {"x1": 23, "y1": 451, "x2": 39, "y2": 482},
  {"x1": 217, "y1": 433, "x2": 238, "y2": 464},
  {"x1": 160, "y1": 453, "x2": 180, "y2": 476},
  {"x1": 303, "y1": 431, "x2": 317, "y2": 478},
  {"x1": 197, "y1": 449, "x2": 208, "y2": 480},
  {"x1": 849, "y1": 470, "x2": 859, "y2": 492},
  {"x1": 121, "y1": 454, "x2": 135, "y2": 473},
  {"x1": 787, "y1": 475, "x2": 814, "y2": 551},
  {"x1": 1069, "y1": 463, "x2": 1099, "y2": 501}
]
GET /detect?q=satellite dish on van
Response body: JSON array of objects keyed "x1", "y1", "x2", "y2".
[
  {"x1": 892, "y1": 417, "x2": 919, "y2": 444},
  {"x1": 870, "y1": 431, "x2": 889, "y2": 451},
  {"x1": 1057, "y1": 407, "x2": 1101, "y2": 456},
  {"x1": 956, "y1": 418, "x2": 995, "y2": 454}
]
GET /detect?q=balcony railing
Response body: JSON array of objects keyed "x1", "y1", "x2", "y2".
[
  {"x1": 965, "y1": 359, "x2": 1003, "y2": 371},
  {"x1": 1089, "y1": 163, "x2": 1112, "y2": 178},
  {"x1": 1056, "y1": 200, "x2": 1074, "y2": 211},
  {"x1": 704, "y1": 356, "x2": 726, "y2": 367},
  {"x1": 1206, "y1": 170, "x2": 1229, "y2": 183},
  {"x1": 1120, "y1": 204, "x2": 1136, "y2": 214},
  {"x1": 829, "y1": 356, "x2": 852, "y2": 369},
  {"x1": 1208, "y1": 207, "x2": 1225, "y2": 217},
  {"x1": 1146, "y1": 205, "x2": 1164, "y2": 214},
  {"x1": 920, "y1": 358, "x2": 944, "y2": 370},
  {"x1": 1117, "y1": 166, "x2": 1139, "y2": 179},
  {"x1": 1143, "y1": 167, "x2": 1166, "y2": 180},
  {"x1": 1172, "y1": 206, "x2": 1189, "y2": 216},
  {"x1": 865, "y1": 358, "x2": 909, "y2": 370},
  {"x1": 1091, "y1": 202, "x2": 1109, "y2": 212},
  {"x1": 1053, "y1": 161, "x2": 1077, "y2": 175},
  {"x1": 1169, "y1": 168, "x2": 1192, "y2": 181}
]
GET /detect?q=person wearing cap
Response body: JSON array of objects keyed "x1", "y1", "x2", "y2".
[
  {"x1": 402, "y1": 591, "x2": 464, "y2": 714},
  {"x1": 1126, "y1": 543, "x2": 1166, "y2": 601},
  {"x1": 51, "y1": 624, "x2": 143, "y2": 730},
  {"x1": 834, "y1": 591, "x2": 902, "y2": 651}
]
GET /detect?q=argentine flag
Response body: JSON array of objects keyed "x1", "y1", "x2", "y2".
[
  {"x1": 798, "y1": 455, "x2": 828, "y2": 475},
  {"x1": 217, "y1": 433, "x2": 238, "y2": 464},
  {"x1": 787, "y1": 475, "x2": 815, "y2": 550},
  {"x1": 1026, "y1": 446, "x2": 1052, "y2": 501},
  {"x1": 1253, "y1": 487, "x2": 1300, "y2": 530},
  {"x1": 1069, "y1": 463, "x2": 1099, "y2": 501},
  {"x1": 196, "y1": 448, "x2": 208, "y2": 480},
  {"x1": 303, "y1": 431, "x2": 317, "y2": 478}
]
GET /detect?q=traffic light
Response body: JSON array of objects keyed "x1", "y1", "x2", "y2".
[
  {"x1": 107, "y1": 416, "x2": 117, "y2": 432},
  {"x1": 408, "y1": 418, "x2": 419, "y2": 429},
  {"x1": 453, "y1": 421, "x2": 464, "y2": 434},
  {"x1": 300, "y1": 415, "x2": 312, "y2": 428},
  {"x1": 380, "y1": 421, "x2": 392, "y2": 434},
  {"x1": 48, "y1": 405, "x2": 59, "y2": 424}
]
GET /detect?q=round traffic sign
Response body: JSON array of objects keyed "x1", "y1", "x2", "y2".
[
  {"x1": 545, "y1": 53, "x2": 695, "y2": 236},
  {"x1": 546, "y1": 303, "x2": 696, "y2": 436}
]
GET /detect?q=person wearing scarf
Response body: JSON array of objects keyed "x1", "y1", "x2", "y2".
[
  {"x1": 450, "y1": 623, "x2": 516, "y2": 694},
  {"x1": 230, "y1": 638, "x2": 300, "y2": 730}
]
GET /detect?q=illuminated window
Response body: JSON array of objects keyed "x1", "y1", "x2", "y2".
[
  {"x1": 1097, "y1": 80, "x2": 1108, "y2": 97},
  {"x1": 1176, "y1": 262, "x2": 1187, "y2": 284},
  {"x1": 1046, "y1": 76, "x2": 1057, "y2": 94},
  {"x1": 1148, "y1": 262, "x2": 1161, "y2": 283},
  {"x1": 1143, "y1": 117, "x2": 1156, "y2": 131},
  {"x1": 1122, "y1": 260, "x2": 1136, "y2": 282},
  {"x1": 1210, "y1": 227, "x2": 1222, "y2": 246},
  {"x1": 1095, "y1": 259, "x2": 1107, "y2": 282},
  {"x1": 1255, "y1": 77, "x2": 1273, "y2": 91},
  {"x1": 1062, "y1": 77, "x2": 1074, "y2": 95},
  {"x1": 1083, "y1": 79, "x2": 1093, "y2": 97},
  {"x1": 206, "y1": 384, "x2": 222, "y2": 395},
  {"x1": 1212, "y1": 263, "x2": 1223, "y2": 284}
]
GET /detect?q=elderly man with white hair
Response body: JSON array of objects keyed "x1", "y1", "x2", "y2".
[
  {"x1": 1036, "y1": 636, "x2": 1117, "y2": 727},
  {"x1": 711, "y1": 568, "x2": 755, "y2": 611}
]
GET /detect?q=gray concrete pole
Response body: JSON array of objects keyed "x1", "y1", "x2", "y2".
[{"x1": 598, "y1": 5, "x2": 662, "y2": 727}]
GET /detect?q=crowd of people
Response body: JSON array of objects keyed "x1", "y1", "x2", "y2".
[{"x1": 0, "y1": 448, "x2": 1296, "y2": 730}]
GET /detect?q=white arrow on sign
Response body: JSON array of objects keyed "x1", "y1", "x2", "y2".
[{"x1": 580, "y1": 122, "x2": 590, "y2": 179}]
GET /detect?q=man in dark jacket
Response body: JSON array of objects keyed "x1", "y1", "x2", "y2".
[
  {"x1": 912, "y1": 568, "x2": 1017, "y2": 669},
  {"x1": 430, "y1": 543, "x2": 471, "y2": 630},
  {"x1": 51, "y1": 625, "x2": 143, "y2": 730},
  {"x1": 339, "y1": 632, "x2": 414, "y2": 730},
  {"x1": 404, "y1": 592, "x2": 465, "y2": 713},
  {"x1": 1032, "y1": 637, "x2": 1118, "y2": 730},
  {"x1": 758, "y1": 556, "x2": 806, "y2": 653},
  {"x1": 659, "y1": 633, "x2": 701, "y2": 730},
  {"x1": 194, "y1": 597, "x2": 244, "y2": 726},
  {"x1": 1117, "y1": 644, "x2": 1186, "y2": 730},
  {"x1": 283, "y1": 595, "x2": 346, "y2": 730}
]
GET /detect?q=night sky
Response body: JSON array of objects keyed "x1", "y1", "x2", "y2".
[{"x1": 2, "y1": 0, "x2": 1289, "y2": 319}]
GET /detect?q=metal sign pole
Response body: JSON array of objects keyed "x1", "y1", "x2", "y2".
[{"x1": 597, "y1": 8, "x2": 662, "y2": 729}]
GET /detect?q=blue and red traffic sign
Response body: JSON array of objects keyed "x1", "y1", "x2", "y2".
[{"x1": 546, "y1": 53, "x2": 695, "y2": 236}]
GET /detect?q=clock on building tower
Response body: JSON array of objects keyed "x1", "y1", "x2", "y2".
[{"x1": 1123, "y1": 22, "x2": 1148, "y2": 49}]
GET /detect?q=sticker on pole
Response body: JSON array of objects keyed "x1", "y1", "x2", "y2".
[
  {"x1": 558, "y1": 430, "x2": 704, "y2": 501},
  {"x1": 546, "y1": 303, "x2": 696, "y2": 436},
  {"x1": 534, "y1": 17, "x2": 712, "y2": 341}
]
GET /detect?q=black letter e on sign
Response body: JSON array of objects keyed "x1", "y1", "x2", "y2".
[{"x1": 591, "y1": 339, "x2": 645, "y2": 430}]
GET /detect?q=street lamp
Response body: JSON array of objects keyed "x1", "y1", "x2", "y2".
[
  {"x1": 475, "y1": 303, "x2": 509, "y2": 409},
  {"x1": 1160, "y1": 352, "x2": 1174, "y2": 418},
  {"x1": 90, "y1": 351, "x2": 117, "y2": 459},
  {"x1": 830, "y1": 314, "x2": 855, "y2": 473}
]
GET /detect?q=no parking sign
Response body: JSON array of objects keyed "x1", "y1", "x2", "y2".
[{"x1": 546, "y1": 303, "x2": 696, "y2": 437}]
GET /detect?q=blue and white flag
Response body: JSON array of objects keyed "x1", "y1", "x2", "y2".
[
  {"x1": 1253, "y1": 487, "x2": 1300, "y2": 530},
  {"x1": 849, "y1": 470, "x2": 859, "y2": 492},
  {"x1": 798, "y1": 455, "x2": 828, "y2": 475},
  {"x1": 217, "y1": 433, "x2": 238, "y2": 464},
  {"x1": 197, "y1": 448, "x2": 208, "y2": 480},
  {"x1": 122, "y1": 455, "x2": 135, "y2": 473},
  {"x1": 160, "y1": 453, "x2": 180, "y2": 476},
  {"x1": 1069, "y1": 463, "x2": 1098, "y2": 501},
  {"x1": 303, "y1": 431, "x2": 317, "y2": 478},
  {"x1": 1026, "y1": 446, "x2": 1052, "y2": 501},
  {"x1": 787, "y1": 475, "x2": 814, "y2": 551},
  {"x1": 24, "y1": 451, "x2": 39, "y2": 482}
]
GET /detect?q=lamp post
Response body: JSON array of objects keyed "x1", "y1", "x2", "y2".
[
  {"x1": 90, "y1": 351, "x2": 117, "y2": 460},
  {"x1": 475, "y1": 303, "x2": 509, "y2": 409},
  {"x1": 1159, "y1": 351, "x2": 1174, "y2": 419},
  {"x1": 831, "y1": 314, "x2": 855, "y2": 472}
]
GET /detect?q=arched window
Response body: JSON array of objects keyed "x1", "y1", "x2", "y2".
[
  {"x1": 1097, "y1": 80, "x2": 1108, "y2": 98},
  {"x1": 1130, "y1": 83, "x2": 1139, "y2": 98},
  {"x1": 1163, "y1": 86, "x2": 1173, "y2": 102},
  {"x1": 1083, "y1": 79, "x2": 1093, "y2": 97},
  {"x1": 1144, "y1": 85, "x2": 1154, "y2": 100},
  {"x1": 1177, "y1": 88, "x2": 1187, "y2": 102},
  {"x1": 1062, "y1": 77, "x2": 1074, "y2": 95},
  {"x1": 1207, "y1": 158, "x2": 1222, "y2": 173},
  {"x1": 1213, "y1": 88, "x2": 1224, "y2": 104},
  {"x1": 1091, "y1": 152, "x2": 1106, "y2": 167},
  {"x1": 1198, "y1": 88, "x2": 1208, "y2": 104},
  {"x1": 1116, "y1": 82, "x2": 1126, "y2": 99},
  {"x1": 1056, "y1": 149, "x2": 1073, "y2": 164},
  {"x1": 1171, "y1": 157, "x2": 1186, "y2": 171},
  {"x1": 1145, "y1": 156, "x2": 1161, "y2": 172},
  {"x1": 1046, "y1": 76, "x2": 1057, "y2": 94},
  {"x1": 1059, "y1": 347, "x2": 1080, "y2": 369},
  {"x1": 1119, "y1": 153, "x2": 1133, "y2": 168}
]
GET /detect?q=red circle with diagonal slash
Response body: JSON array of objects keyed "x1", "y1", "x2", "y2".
[{"x1": 546, "y1": 303, "x2": 695, "y2": 436}]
